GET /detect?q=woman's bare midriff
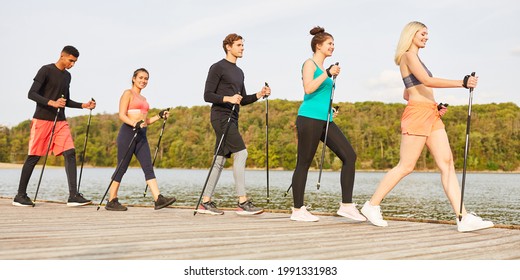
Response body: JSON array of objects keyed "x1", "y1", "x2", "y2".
[{"x1": 405, "y1": 85, "x2": 436, "y2": 104}]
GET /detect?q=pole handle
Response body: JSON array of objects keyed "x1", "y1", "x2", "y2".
[
  {"x1": 469, "y1": 72, "x2": 476, "y2": 92},
  {"x1": 263, "y1": 82, "x2": 269, "y2": 99}
]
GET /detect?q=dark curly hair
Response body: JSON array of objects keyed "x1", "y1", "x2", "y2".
[{"x1": 62, "y1": 45, "x2": 79, "y2": 58}]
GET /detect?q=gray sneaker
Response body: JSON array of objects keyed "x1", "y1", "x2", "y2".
[
  {"x1": 154, "y1": 194, "x2": 176, "y2": 210},
  {"x1": 105, "y1": 198, "x2": 128, "y2": 211},
  {"x1": 197, "y1": 201, "x2": 224, "y2": 215},
  {"x1": 236, "y1": 200, "x2": 263, "y2": 215}
]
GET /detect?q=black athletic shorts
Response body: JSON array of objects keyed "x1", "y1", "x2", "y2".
[{"x1": 211, "y1": 118, "x2": 246, "y2": 158}]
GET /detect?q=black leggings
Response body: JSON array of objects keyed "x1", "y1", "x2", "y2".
[
  {"x1": 291, "y1": 116, "x2": 357, "y2": 208},
  {"x1": 17, "y1": 149, "x2": 78, "y2": 196},
  {"x1": 112, "y1": 124, "x2": 155, "y2": 182}
]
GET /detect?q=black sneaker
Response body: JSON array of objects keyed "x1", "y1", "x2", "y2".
[
  {"x1": 105, "y1": 198, "x2": 128, "y2": 211},
  {"x1": 12, "y1": 193, "x2": 34, "y2": 207},
  {"x1": 67, "y1": 193, "x2": 92, "y2": 206},
  {"x1": 154, "y1": 194, "x2": 176, "y2": 210},
  {"x1": 236, "y1": 200, "x2": 263, "y2": 215},
  {"x1": 197, "y1": 201, "x2": 224, "y2": 215}
]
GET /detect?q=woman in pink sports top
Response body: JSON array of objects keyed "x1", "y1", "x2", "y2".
[{"x1": 105, "y1": 68, "x2": 176, "y2": 211}]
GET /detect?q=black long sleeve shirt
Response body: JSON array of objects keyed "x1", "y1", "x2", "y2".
[
  {"x1": 28, "y1": 64, "x2": 83, "y2": 121},
  {"x1": 203, "y1": 59, "x2": 258, "y2": 121}
]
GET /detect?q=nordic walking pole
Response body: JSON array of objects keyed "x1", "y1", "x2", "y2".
[
  {"x1": 77, "y1": 97, "x2": 95, "y2": 193},
  {"x1": 316, "y1": 62, "x2": 339, "y2": 190},
  {"x1": 264, "y1": 82, "x2": 270, "y2": 203},
  {"x1": 97, "y1": 125, "x2": 140, "y2": 210},
  {"x1": 458, "y1": 72, "x2": 476, "y2": 221},
  {"x1": 143, "y1": 108, "x2": 170, "y2": 197},
  {"x1": 33, "y1": 95, "x2": 64, "y2": 206},
  {"x1": 194, "y1": 104, "x2": 237, "y2": 215},
  {"x1": 283, "y1": 184, "x2": 292, "y2": 197}
]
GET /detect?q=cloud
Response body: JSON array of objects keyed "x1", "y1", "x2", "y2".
[
  {"x1": 361, "y1": 70, "x2": 405, "y2": 103},
  {"x1": 123, "y1": 0, "x2": 315, "y2": 56},
  {"x1": 512, "y1": 47, "x2": 520, "y2": 56},
  {"x1": 365, "y1": 70, "x2": 402, "y2": 89}
]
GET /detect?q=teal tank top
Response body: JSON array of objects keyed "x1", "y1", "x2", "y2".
[{"x1": 297, "y1": 60, "x2": 334, "y2": 121}]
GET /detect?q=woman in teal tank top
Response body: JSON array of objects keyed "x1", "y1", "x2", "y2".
[
  {"x1": 297, "y1": 60, "x2": 334, "y2": 121},
  {"x1": 289, "y1": 26, "x2": 365, "y2": 223}
]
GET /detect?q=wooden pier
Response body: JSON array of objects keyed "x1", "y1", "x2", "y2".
[{"x1": 1, "y1": 197, "x2": 519, "y2": 260}]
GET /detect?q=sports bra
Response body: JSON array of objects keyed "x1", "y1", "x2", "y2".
[
  {"x1": 403, "y1": 59, "x2": 433, "y2": 88},
  {"x1": 127, "y1": 91, "x2": 149, "y2": 115}
]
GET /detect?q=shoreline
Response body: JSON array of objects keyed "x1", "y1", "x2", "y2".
[
  {"x1": 1, "y1": 196, "x2": 518, "y2": 229},
  {"x1": 1, "y1": 162, "x2": 518, "y2": 174}
]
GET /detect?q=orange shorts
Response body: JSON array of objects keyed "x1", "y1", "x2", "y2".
[
  {"x1": 28, "y1": 119, "x2": 75, "y2": 156},
  {"x1": 401, "y1": 101, "x2": 445, "y2": 137}
]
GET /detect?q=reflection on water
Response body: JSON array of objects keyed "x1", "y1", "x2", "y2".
[{"x1": 0, "y1": 168, "x2": 518, "y2": 225}]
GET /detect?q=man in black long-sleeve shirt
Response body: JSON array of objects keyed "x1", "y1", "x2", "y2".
[
  {"x1": 13, "y1": 46, "x2": 96, "y2": 207},
  {"x1": 200, "y1": 33, "x2": 271, "y2": 215}
]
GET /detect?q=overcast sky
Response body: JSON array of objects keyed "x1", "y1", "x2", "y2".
[{"x1": 1, "y1": 0, "x2": 519, "y2": 127}]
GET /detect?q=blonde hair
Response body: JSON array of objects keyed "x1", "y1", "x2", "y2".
[{"x1": 394, "y1": 21, "x2": 427, "y2": 65}]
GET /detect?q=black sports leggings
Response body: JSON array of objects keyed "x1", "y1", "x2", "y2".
[
  {"x1": 112, "y1": 124, "x2": 155, "y2": 182},
  {"x1": 17, "y1": 149, "x2": 78, "y2": 196},
  {"x1": 291, "y1": 116, "x2": 357, "y2": 208}
]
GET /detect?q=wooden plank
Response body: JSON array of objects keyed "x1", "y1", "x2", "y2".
[{"x1": 0, "y1": 198, "x2": 518, "y2": 260}]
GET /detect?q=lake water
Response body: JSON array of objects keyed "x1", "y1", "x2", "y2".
[{"x1": 0, "y1": 167, "x2": 518, "y2": 225}]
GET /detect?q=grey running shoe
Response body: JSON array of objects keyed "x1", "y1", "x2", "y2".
[
  {"x1": 197, "y1": 201, "x2": 224, "y2": 215},
  {"x1": 154, "y1": 194, "x2": 176, "y2": 210},
  {"x1": 236, "y1": 200, "x2": 263, "y2": 215},
  {"x1": 105, "y1": 198, "x2": 128, "y2": 211},
  {"x1": 12, "y1": 193, "x2": 34, "y2": 207},
  {"x1": 67, "y1": 193, "x2": 92, "y2": 207}
]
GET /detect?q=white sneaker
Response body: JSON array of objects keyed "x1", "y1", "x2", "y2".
[
  {"x1": 290, "y1": 206, "x2": 319, "y2": 222},
  {"x1": 337, "y1": 202, "x2": 367, "y2": 221},
  {"x1": 361, "y1": 201, "x2": 388, "y2": 227},
  {"x1": 456, "y1": 212, "x2": 494, "y2": 232}
]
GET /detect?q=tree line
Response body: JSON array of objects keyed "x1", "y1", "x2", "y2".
[{"x1": 1, "y1": 100, "x2": 519, "y2": 171}]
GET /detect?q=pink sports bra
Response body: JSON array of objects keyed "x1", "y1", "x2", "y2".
[{"x1": 127, "y1": 91, "x2": 149, "y2": 115}]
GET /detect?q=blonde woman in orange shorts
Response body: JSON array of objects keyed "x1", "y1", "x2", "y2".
[{"x1": 361, "y1": 21, "x2": 494, "y2": 232}]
